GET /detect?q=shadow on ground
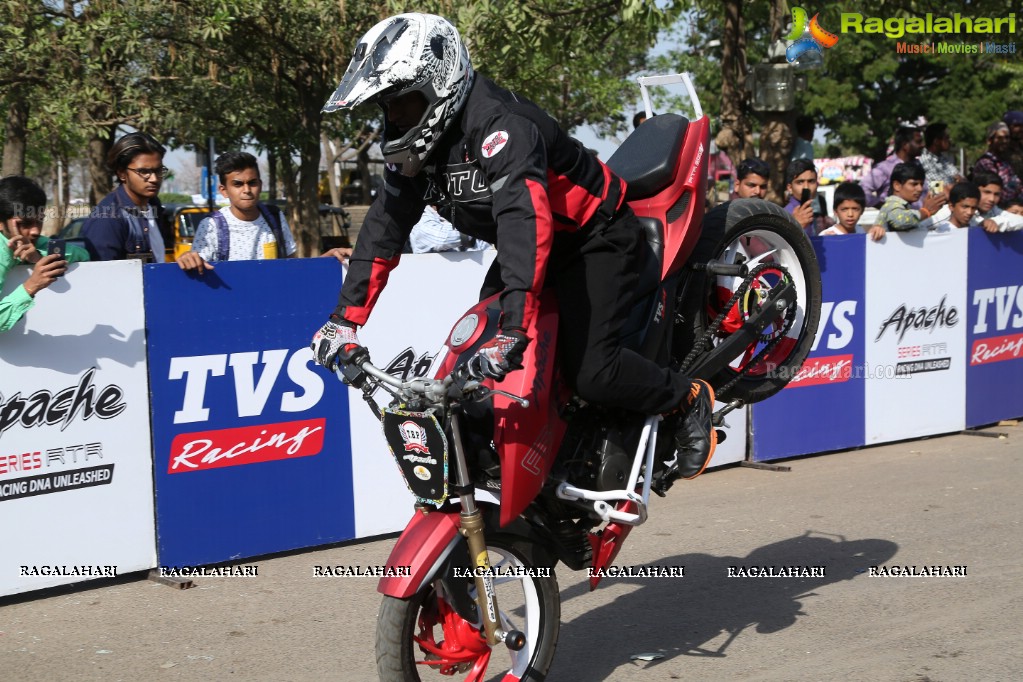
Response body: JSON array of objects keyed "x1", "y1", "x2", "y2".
[{"x1": 550, "y1": 531, "x2": 899, "y2": 680}]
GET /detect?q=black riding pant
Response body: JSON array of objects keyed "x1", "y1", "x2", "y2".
[{"x1": 483, "y1": 209, "x2": 692, "y2": 414}]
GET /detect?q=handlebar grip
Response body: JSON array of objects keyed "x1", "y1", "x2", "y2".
[{"x1": 337, "y1": 346, "x2": 371, "y2": 388}]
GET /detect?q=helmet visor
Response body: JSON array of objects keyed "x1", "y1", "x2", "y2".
[{"x1": 322, "y1": 19, "x2": 417, "y2": 114}]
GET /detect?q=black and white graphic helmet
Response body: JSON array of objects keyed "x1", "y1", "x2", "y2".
[{"x1": 323, "y1": 13, "x2": 474, "y2": 177}]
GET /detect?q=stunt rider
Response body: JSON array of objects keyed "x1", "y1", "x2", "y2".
[{"x1": 310, "y1": 13, "x2": 716, "y2": 481}]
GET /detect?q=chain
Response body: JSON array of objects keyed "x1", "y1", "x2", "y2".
[{"x1": 677, "y1": 262, "x2": 797, "y2": 394}]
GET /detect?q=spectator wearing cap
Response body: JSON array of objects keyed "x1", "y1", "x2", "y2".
[
  {"x1": 1002, "y1": 110, "x2": 1023, "y2": 179},
  {"x1": 861, "y1": 126, "x2": 930, "y2": 208},
  {"x1": 972, "y1": 121, "x2": 1021, "y2": 206},
  {"x1": 732, "y1": 158, "x2": 770, "y2": 199},
  {"x1": 919, "y1": 122, "x2": 961, "y2": 188}
]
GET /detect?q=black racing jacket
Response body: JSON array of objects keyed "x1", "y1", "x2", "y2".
[{"x1": 334, "y1": 75, "x2": 626, "y2": 333}]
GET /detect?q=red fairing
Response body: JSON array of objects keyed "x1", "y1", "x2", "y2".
[
  {"x1": 434, "y1": 290, "x2": 566, "y2": 528},
  {"x1": 627, "y1": 115, "x2": 710, "y2": 280},
  {"x1": 378, "y1": 508, "x2": 461, "y2": 598},
  {"x1": 493, "y1": 291, "x2": 565, "y2": 527}
]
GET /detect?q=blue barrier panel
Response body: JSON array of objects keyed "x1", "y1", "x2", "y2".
[
  {"x1": 966, "y1": 230, "x2": 1023, "y2": 427},
  {"x1": 752, "y1": 234, "x2": 866, "y2": 461},
  {"x1": 144, "y1": 259, "x2": 353, "y2": 566}
]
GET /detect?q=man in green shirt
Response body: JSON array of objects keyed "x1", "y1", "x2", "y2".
[{"x1": 1, "y1": 176, "x2": 90, "y2": 333}]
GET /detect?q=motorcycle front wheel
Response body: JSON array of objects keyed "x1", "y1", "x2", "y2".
[
  {"x1": 375, "y1": 536, "x2": 560, "y2": 682},
  {"x1": 675, "y1": 198, "x2": 823, "y2": 404}
]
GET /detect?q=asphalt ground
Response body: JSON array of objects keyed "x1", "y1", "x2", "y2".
[{"x1": 2, "y1": 425, "x2": 1021, "y2": 681}]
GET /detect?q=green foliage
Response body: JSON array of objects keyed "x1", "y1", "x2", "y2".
[{"x1": 159, "y1": 192, "x2": 194, "y2": 204}]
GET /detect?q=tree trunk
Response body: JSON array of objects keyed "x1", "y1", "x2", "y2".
[
  {"x1": 716, "y1": 0, "x2": 754, "y2": 174},
  {"x1": 322, "y1": 133, "x2": 343, "y2": 208},
  {"x1": 2, "y1": 94, "x2": 29, "y2": 177},
  {"x1": 758, "y1": 0, "x2": 793, "y2": 205},
  {"x1": 268, "y1": 149, "x2": 278, "y2": 201},
  {"x1": 87, "y1": 132, "x2": 115, "y2": 206},
  {"x1": 297, "y1": 128, "x2": 322, "y2": 257},
  {"x1": 759, "y1": 114, "x2": 795, "y2": 204}
]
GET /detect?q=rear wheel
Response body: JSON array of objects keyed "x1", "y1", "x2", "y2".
[
  {"x1": 674, "y1": 198, "x2": 822, "y2": 403},
  {"x1": 376, "y1": 536, "x2": 560, "y2": 682}
]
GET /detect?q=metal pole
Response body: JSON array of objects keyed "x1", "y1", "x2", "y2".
[{"x1": 207, "y1": 137, "x2": 216, "y2": 211}]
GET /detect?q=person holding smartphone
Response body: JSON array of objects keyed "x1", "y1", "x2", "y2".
[
  {"x1": 783, "y1": 159, "x2": 835, "y2": 237},
  {"x1": 0, "y1": 176, "x2": 90, "y2": 333}
]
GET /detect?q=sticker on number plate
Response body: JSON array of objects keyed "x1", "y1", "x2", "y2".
[{"x1": 381, "y1": 407, "x2": 449, "y2": 507}]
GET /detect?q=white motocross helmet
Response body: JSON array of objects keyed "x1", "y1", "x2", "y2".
[{"x1": 323, "y1": 13, "x2": 475, "y2": 177}]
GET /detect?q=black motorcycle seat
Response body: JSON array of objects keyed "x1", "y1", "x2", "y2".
[{"x1": 606, "y1": 114, "x2": 690, "y2": 201}]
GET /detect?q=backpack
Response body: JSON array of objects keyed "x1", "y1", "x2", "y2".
[{"x1": 212, "y1": 203, "x2": 285, "y2": 261}]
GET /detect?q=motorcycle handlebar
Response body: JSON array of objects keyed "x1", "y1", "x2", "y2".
[{"x1": 337, "y1": 359, "x2": 528, "y2": 407}]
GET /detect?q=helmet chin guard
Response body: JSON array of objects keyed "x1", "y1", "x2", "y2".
[{"x1": 323, "y1": 13, "x2": 474, "y2": 176}]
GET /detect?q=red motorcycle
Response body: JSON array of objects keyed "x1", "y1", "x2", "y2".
[{"x1": 337, "y1": 75, "x2": 822, "y2": 681}]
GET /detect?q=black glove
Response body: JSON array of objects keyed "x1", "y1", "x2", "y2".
[
  {"x1": 467, "y1": 331, "x2": 529, "y2": 381},
  {"x1": 310, "y1": 319, "x2": 365, "y2": 371}
]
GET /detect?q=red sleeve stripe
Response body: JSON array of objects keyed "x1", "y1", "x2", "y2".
[
  {"x1": 343, "y1": 255, "x2": 400, "y2": 326},
  {"x1": 523, "y1": 178, "x2": 553, "y2": 332}
]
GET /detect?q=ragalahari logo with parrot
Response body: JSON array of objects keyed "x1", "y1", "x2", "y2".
[{"x1": 786, "y1": 7, "x2": 840, "y2": 63}]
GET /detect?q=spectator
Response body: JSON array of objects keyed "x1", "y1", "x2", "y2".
[
  {"x1": 919, "y1": 122, "x2": 961, "y2": 187},
  {"x1": 923, "y1": 182, "x2": 986, "y2": 232},
  {"x1": 819, "y1": 181, "x2": 882, "y2": 239},
  {"x1": 791, "y1": 115, "x2": 815, "y2": 161},
  {"x1": 81, "y1": 132, "x2": 168, "y2": 262},
  {"x1": 732, "y1": 158, "x2": 770, "y2": 199},
  {"x1": 1, "y1": 176, "x2": 89, "y2": 333},
  {"x1": 1003, "y1": 198, "x2": 1023, "y2": 216},
  {"x1": 783, "y1": 159, "x2": 834, "y2": 237},
  {"x1": 406, "y1": 205, "x2": 490, "y2": 254},
  {"x1": 177, "y1": 151, "x2": 297, "y2": 274},
  {"x1": 972, "y1": 121, "x2": 1021, "y2": 205},
  {"x1": 871, "y1": 162, "x2": 931, "y2": 238},
  {"x1": 861, "y1": 126, "x2": 929, "y2": 207},
  {"x1": 973, "y1": 171, "x2": 1023, "y2": 233},
  {"x1": 632, "y1": 110, "x2": 655, "y2": 129},
  {"x1": 1003, "y1": 110, "x2": 1023, "y2": 179}
]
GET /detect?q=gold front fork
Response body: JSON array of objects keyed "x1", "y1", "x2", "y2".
[{"x1": 450, "y1": 411, "x2": 504, "y2": 646}]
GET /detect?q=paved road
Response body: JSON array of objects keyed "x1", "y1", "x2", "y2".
[{"x1": 3, "y1": 426, "x2": 1021, "y2": 681}]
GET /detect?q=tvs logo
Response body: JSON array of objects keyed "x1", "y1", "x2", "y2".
[
  {"x1": 481, "y1": 130, "x2": 509, "y2": 158},
  {"x1": 972, "y1": 286, "x2": 1023, "y2": 335},
  {"x1": 168, "y1": 419, "x2": 325, "y2": 473},
  {"x1": 876, "y1": 296, "x2": 959, "y2": 344},
  {"x1": 789, "y1": 355, "x2": 853, "y2": 387},
  {"x1": 398, "y1": 420, "x2": 429, "y2": 453},
  {"x1": 786, "y1": 7, "x2": 839, "y2": 64},
  {"x1": 971, "y1": 333, "x2": 1023, "y2": 366}
]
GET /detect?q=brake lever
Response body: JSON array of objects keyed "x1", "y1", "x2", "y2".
[{"x1": 488, "y1": 389, "x2": 530, "y2": 408}]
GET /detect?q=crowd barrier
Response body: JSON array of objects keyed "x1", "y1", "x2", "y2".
[
  {"x1": 2, "y1": 229, "x2": 1019, "y2": 595},
  {"x1": 752, "y1": 228, "x2": 1022, "y2": 461}
]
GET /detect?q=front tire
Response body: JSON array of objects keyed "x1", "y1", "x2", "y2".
[
  {"x1": 675, "y1": 198, "x2": 822, "y2": 403},
  {"x1": 376, "y1": 536, "x2": 560, "y2": 681}
]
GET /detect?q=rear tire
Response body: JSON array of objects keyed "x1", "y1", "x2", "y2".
[
  {"x1": 674, "y1": 198, "x2": 822, "y2": 403},
  {"x1": 376, "y1": 535, "x2": 560, "y2": 681}
]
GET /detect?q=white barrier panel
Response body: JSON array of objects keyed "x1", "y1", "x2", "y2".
[
  {"x1": 0, "y1": 261, "x2": 157, "y2": 596},
  {"x1": 348, "y1": 252, "x2": 497, "y2": 537},
  {"x1": 864, "y1": 229, "x2": 968, "y2": 444}
]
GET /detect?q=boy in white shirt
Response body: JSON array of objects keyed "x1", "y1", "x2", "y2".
[
  {"x1": 925, "y1": 182, "x2": 982, "y2": 232},
  {"x1": 177, "y1": 151, "x2": 297, "y2": 273}
]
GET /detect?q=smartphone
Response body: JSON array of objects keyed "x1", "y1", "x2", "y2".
[
  {"x1": 800, "y1": 188, "x2": 812, "y2": 204},
  {"x1": 929, "y1": 180, "x2": 944, "y2": 195},
  {"x1": 46, "y1": 238, "x2": 65, "y2": 258}
]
